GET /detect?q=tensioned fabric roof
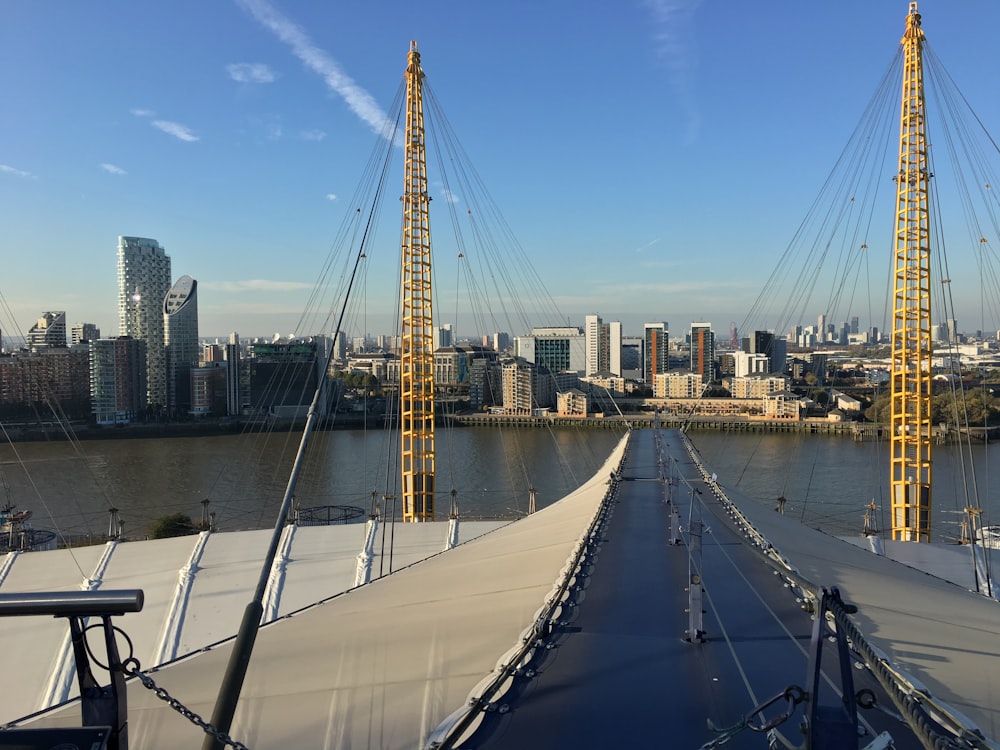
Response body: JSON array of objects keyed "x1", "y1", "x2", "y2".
[
  {"x1": 11, "y1": 436, "x2": 630, "y2": 748},
  {"x1": 10, "y1": 430, "x2": 1000, "y2": 747},
  {"x1": 0, "y1": 517, "x2": 509, "y2": 726}
]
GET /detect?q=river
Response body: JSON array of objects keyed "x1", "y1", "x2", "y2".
[
  {"x1": 1, "y1": 425, "x2": 994, "y2": 544},
  {"x1": 690, "y1": 429, "x2": 999, "y2": 542},
  {"x1": 0, "y1": 424, "x2": 625, "y2": 542}
]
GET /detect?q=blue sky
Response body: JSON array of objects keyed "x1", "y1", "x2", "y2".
[{"x1": 3, "y1": 0, "x2": 1000, "y2": 343}]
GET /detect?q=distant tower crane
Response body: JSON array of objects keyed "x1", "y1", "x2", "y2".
[
  {"x1": 890, "y1": 3, "x2": 932, "y2": 542},
  {"x1": 400, "y1": 41, "x2": 436, "y2": 522}
]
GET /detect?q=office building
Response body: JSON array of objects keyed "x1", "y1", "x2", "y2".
[
  {"x1": 118, "y1": 236, "x2": 171, "y2": 409},
  {"x1": 621, "y1": 336, "x2": 643, "y2": 380},
  {"x1": 514, "y1": 327, "x2": 586, "y2": 374},
  {"x1": 741, "y1": 330, "x2": 786, "y2": 375}
]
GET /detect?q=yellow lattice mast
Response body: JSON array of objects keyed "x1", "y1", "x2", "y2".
[
  {"x1": 890, "y1": 3, "x2": 932, "y2": 542},
  {"x1": 400, "y1": 41, "x2": 436, "y2": 522}
]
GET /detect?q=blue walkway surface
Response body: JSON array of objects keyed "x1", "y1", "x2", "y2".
[{"x1": 467, "y1": 429, "x2": 920, "y2": 749}]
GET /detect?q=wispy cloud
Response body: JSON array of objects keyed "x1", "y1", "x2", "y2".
[
  {"x1": 632, "y1": 236, "x2": 664, "y2": 253},
  {"x1": 235, "y1": 0, "x2": 390, "y2": 136},
  {"x1": 227, "y1": 62, "x2": 277, "y2": 83},
  {"x1": 325, "y1": 194, "x2": 337, "y2": 201},
  {"x1": 131, "y1": 109, "x2": 199, "y2": 142},
  {"x1": 300, "y1": 129, "x2": 327, "y2": 141},
  {"x1": 201, "y1": 279, "x2": 313, "y2": 292},
  {"x1": 0, "y1": 164, "x2": 36, "y2": 179},
  {"x1": 100, "y1": 163, "x2": 127, "y2": 176},
  {"x1": 643, "y1": 0, "x2": 702, "y2": 145},
  {"x1": 151, "y1": 120, "x2": 199, "y2": 142}
]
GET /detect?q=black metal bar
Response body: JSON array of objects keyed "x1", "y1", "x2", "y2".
[
  {"x1": 0, "y1": 589, "x2": 143, "y2": 618},
  {"x1": 69, "y1": 614, "x2": 130, "y2": 750},
  {"x1": 803, "y1": 588, "x2": 859, "y2": 750},
  {"x1": 0, "y1": 590, "x2": 143, "y2": 750}
]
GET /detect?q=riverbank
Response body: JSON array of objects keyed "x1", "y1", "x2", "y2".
[{"x1": 1, "y1": 411, "x2": 982, "y2": 443}]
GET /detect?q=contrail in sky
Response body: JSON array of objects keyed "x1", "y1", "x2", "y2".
[{"x1": 235, "y1": 0, "x2": 390, "y2": 135}]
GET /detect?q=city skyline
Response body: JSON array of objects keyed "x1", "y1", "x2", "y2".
[{"x1": 3, "y1": 2, "x2": 1000, "y2": 341}]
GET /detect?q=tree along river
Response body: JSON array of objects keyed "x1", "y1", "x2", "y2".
[{"x1": 1, "y1": 425, "x2": 995, "y2": 544}]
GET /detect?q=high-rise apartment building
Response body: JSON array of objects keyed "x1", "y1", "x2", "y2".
[
  {"x1": 690, "y1": 322, "x2": 715, "y2": 381},
  {"x1": 643, "y1": 323, "x2": 669, "y2": 383},
  {"x1": 70, "y1": 323, "x2": 101, "y2": 345},
  {"x1": 91, "y1": 337, "x2": 148, "y2": 425},
  {"x1": 27, "y1": 311, "x2": 67, "y2": 352},
  {"x1": 118, "y1": 236, "x2": 171, "y2": 409},
  {"x1": 164, "y1": 275, "x2": 199, "y2": 415},
  {"x1": 584, "y1": 315, "x2": 623, "y2": 376},
  {"x1": 225, "y1": 333, "x2": 242, "y2": 416}
]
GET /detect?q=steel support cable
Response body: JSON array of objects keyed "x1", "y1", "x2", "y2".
[
  {"x1": 422, "y1": 99, "x2": 467, "y2": 504},
  {"x1": 683, "y1": 500, "x2": 885, "y2": 747},
  {"x1": 687, "y1": 437, "x2": 997, "y2": 749},
  {"x1": 202, "y1": 135, "x2": 381, "y2": 750},
  {"x1": 0, "y1": 423, "x2": 88, "y2": 576},
  {"x1": 921, "y1": 110, "x2": 989, "y2": 537},
  {"x1": 740, "y1": 48, "x2": 903, "y2": 338},
  {"x1": 422, "y1": 82, "x2": 563, "y2": 328}
]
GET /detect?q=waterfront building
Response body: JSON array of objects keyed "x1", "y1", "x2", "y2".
[
  {"x1": 581, "y1": 374, "x2": 626, "y2": 398},
  {"x1": 500, "y1": 358, "x2": 554, "y2": 413},
  {"x1": 469, "y1": 357, "x2": 502, "y2": 409},
  {"x1": 118, "y1": 236, "x2": 171, "y2": 410},
  {"x1": 585, "y1": 315, "x2": 623, "y2": 377},
  {"x1": 690, "y1": 322, "x2": 715, "y2": 381},
  {"x1": 0, "y1": 347, "x2": 90, "y2": 415},
  {"x1": 763, "y1": 390, "x2": 804, "y2": 420},
  {"x1": 70, "y1": 323, "x2": 100, "y2": 346},
  {"x1": 247, "y1": 341, "x2": 320, "y2": 418},
  {"x1": 555, "y1": 388, "x2": 588, "y2": 417},
  {"x1": 643, "y1": 323, "x2": 668, "y2": 383},
  {"x1": 164, "y1": 275, "x2": 199, "y2": 415},
  {"x1": 190, "y1": 364, "x2": 229, "y2": 416},
  {"x1": 90, "y1": 337, "x2": 148, "y2": 425},
  {"x1": 728, "y1": 374, "x2": 789, "y2": 399},
  {"x1": 514, "y1": 327, "x2": 585, "y2": 374},
  {"x1": 652, "y1": 372, "x2": 703, "y2": 399},
  {"x1": 224, "y1": 335, "x2": 242, "y2": 416},
  {"x1": 26, "y1": 311, "x2": 66, "y2": 352},
  {"x1": 434, "y1": 345, "x2": 497, "y2": 394}
]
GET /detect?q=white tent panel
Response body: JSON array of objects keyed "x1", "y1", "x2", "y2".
[{"x1": 18, "y1": 436, "x2": 629, "y2": 749}]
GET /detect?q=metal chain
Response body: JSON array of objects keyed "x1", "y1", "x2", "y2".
[{"x1": 122, "y1": 659, "x2": 250, "y2": 750}]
